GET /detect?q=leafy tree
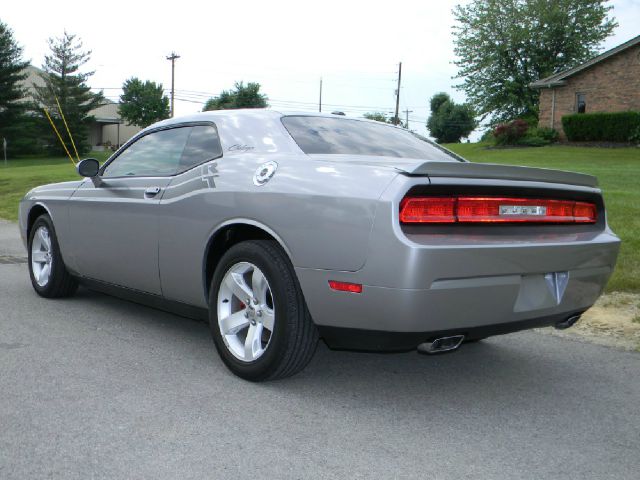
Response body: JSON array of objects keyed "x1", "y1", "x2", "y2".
[
  {"x1": 363, "y1": 112, "x2": 406, "y2": 128},
  {"x1": 452, "y1": 0, "x2": 617, "y2": 123},
  {"x1": 427, "y1": 92, "x2": 477, "y2": 143},
  {"x1": 118, "y1": 77, "x2": 169, "y2": 127},
  {"x1": 203, "y1": 81, "x2": 268, "y2": 111},
  {"x1": 0, "y1": 20, "x2": 30, "y2": 155},
  {"x1": 33, "y1": 31, "x2": 104, "y2": 155}
]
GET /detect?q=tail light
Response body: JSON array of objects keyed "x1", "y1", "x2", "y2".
[{"x1": 400, "y1": 196, "x2": 597, "y2": 224}]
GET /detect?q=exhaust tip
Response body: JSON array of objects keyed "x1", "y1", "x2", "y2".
[
  {"x1": 417, "y1": 335, "x2": 465, "y2": 355},
  {"x1": 555, "y1": 314, "x2": 582, "y2": 330}
]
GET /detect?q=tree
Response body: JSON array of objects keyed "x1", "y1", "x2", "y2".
[
  {"x1": 118, "y1": 77, "x2": 169, "y2": 127},
  {"x1": 33, "y1": 31, "x2": 104, "y2": 155},
  {"x1": 0, "y1": 20, "x2": 30, "y2": 155},
  {"x1": 203, "y1": 81, "x2": 268, "y2": 111},
  {"x1": 452, "y1": 0, "x2": 617, "y2": 123},
  {"x1": 363, "y1": 112, "x2": 406, "y2": 128},
  {"x1": 427, "y1": 92, "x2": 476, "y2": 143}
]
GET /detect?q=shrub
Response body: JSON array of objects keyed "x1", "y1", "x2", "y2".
[
  {"x1": 629, "y1": 126, "x2": 640, "y2": 146},
  {"x1": 529, "y1": 127, "x2": 559, "y2": 143},
  {"x1": 562, "y1": 111, "x2": 640, "y2": 142},
  {"x1": 493, "y1": 119, "x2": 529, "y2": 145}
]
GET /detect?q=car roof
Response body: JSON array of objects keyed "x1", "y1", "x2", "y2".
[{"x1": 149, "y1": 108, "x2": 404, "y2": 129}]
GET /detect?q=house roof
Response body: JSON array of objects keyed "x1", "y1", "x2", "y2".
[{"x1": 530, "y1": 34, "x2": 640, "y2": 89}]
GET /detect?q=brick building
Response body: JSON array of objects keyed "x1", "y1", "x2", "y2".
[{"x1": 531, "y1": 35, "x2": 640, "y2": 139}]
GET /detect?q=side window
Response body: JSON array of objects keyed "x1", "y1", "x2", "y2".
[
  {"x1": 102, "y1": 127, "x2": 192, "y2": 177},
  {"x1": 177, "y1": 125, "x2": 223, "y2": 173},
  {"x1": 576, "y1": 93, "x2": 586, "y2": 114}
]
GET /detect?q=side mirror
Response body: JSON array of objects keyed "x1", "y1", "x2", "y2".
[
  {"x1": 77, "y1": 158, "x2": 100, "y2": 177},
  {"x1": 77, "y1": 158, "x2": 102, "y2": 186}
]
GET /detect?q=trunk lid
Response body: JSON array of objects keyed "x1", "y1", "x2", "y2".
[{"x1": 308, "y1": 155, "x2": 598, "y2": 188}]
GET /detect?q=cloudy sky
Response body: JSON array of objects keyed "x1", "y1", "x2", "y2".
[{"x1": 4, "y1": 0, "x2": 639, "y2": 135}]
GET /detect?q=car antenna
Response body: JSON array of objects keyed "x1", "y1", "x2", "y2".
[
  {"x1": 43, "y1": 106, "x2": 76, "y2": 166},
  {"x1": 54, "y1": 97, "x2": 81, "y2": 163}
]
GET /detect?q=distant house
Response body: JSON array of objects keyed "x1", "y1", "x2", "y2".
[
  {"x1": 531, "y1": 35, "x2": 640, "y2": 139},
  {"x1": 20, "y1": 65, "x2": 141, "y2": 149}
]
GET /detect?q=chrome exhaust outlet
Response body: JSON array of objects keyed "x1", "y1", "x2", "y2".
[
  {"x1": 555, "y1": 314, "x2": 582, "y2": 330},
  {"x1": 417, "y1": 335, "x2": 465, "y2": 355}
]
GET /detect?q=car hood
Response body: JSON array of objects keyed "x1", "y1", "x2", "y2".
[{"x1": 308, "y1": 155, "x2": 598, "y2": 188}]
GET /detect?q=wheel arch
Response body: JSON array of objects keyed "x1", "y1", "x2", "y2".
[
  {"x1": 202, "y1": 220, "x2": 293, "y2": 301},
  {"x1": 26, "y1": 203, "x2": 53, "y2": 239}
]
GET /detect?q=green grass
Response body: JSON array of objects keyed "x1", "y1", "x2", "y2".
[
  {"x1": 0, "y1": 152, "x2": 110, "y2": 221},
  {"x1": 444, "y1": 143, "x2": 640, "y2": 293},
  {"x1": 1, "y1": 145, "x2": 639, "y2": 292}
]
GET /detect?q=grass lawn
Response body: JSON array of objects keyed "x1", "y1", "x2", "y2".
[
  {"x1": 0, "y1": 151, "x2": 110, "y2": 221},
  {"x1": 1, "y1": 145, "x2": 638, "y2": 292},
  {"x1": 444, "y1": 143, "x2": 640, "y2": 293}
]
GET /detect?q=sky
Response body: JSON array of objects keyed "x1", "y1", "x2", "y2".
[{"x1": 4, "y1": 0, "x2": 639, "y2": 137}]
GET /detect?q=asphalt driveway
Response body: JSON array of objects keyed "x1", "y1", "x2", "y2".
[{"x1": 1, "y1": 220, "x2": 638, "y2": 479}]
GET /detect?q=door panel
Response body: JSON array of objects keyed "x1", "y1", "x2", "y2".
[{"x1": 68, "y1": 177, "x2": 172, "y2": 294}]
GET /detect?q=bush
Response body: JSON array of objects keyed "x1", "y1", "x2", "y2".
[
  {"x1": 491, "y1": 121, "x2": 558, "y2": 147},
  {"x1": 562, "y1": 111, "x2": 640, "y2": 142},
  {"x1": 629, "y1": 126, "x2": 640, "y2": 146},
  {"x1": 493, "y1": 119, "x2": 529, "y2": 145},
  {"x1": 529, "y1": 127, "x2": 559, "y2": 143}
]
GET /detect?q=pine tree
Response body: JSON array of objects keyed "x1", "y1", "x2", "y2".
[
  {"x1": 0, "y1": 20, "x2": 30, "y2": 155},
  {"x1": 33, "y1": 31, "x2": 104, "y2": 155}
]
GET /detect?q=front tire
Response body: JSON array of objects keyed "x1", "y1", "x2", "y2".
[
  {"x1": 28, "y1": 214, "x2": 78, "y2": 298},
  {"x1": 209, "y1": 240, "x2": 318, "y2": 381}
]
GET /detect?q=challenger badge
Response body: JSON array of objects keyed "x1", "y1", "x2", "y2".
[{"x1": 499, "y1": 205, "x2": 547, "y2": 216}]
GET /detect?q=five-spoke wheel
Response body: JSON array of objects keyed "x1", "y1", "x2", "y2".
[
  {"x1": 217, "y1": 262, "x2": 275, "y2": 362},
  {"x1": 30, "y1": 225, "x2": 53, "y2": 287}
]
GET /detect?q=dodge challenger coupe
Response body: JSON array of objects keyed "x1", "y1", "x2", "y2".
[{"x1": 19, "y1": 110, "x2": 620, "y2": 380}]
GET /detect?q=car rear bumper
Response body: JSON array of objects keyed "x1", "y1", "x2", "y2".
[{"x1": 295, "y1": 230, "x2": 620, "y2": 350}]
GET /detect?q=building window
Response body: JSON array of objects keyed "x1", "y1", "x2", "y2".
[{"x1": 576, "y1": 93, "x2": 586, "y2": 114}]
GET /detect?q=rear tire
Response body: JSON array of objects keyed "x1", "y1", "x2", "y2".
[
  {"x1": 27, "y1": 214, "x2": 78, "y2": 298},
  {"x1": 209, "y1": 240, "x2": 318, "y2": 381}
]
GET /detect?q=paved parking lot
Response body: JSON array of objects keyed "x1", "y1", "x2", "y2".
[{"x1": 1, "y1": 220, "x2": 639, "y2": 479}]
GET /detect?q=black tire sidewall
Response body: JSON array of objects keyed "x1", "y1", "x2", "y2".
[{"x1": 209, "y1": 241, "x2": 297, "y2": 381}]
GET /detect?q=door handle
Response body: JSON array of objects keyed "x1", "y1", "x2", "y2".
[{"x1": 144, "y1": 186, "x2": 162, "y2": 198}]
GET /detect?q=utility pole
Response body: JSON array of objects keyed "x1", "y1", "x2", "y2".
[
  {"x1": 166, "y1": 52, "x2": 180, "y2": 117},
  {"x1": 394, "y1": 62, "x2": 402, "y2": 125},
  {"x1": 319, "y1": 77, "x2": 323, "y2": 112},
  {"x1": 402, "y1": 109, "x2": 413, "y2": 129}
]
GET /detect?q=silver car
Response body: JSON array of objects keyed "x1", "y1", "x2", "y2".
[{"x1": 19, "y1": 110, "x2": 620, "y2": 380}]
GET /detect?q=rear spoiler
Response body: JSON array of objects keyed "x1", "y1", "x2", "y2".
[{"x1": 407, "y1": 162, "x2": 598, "y2": 188}]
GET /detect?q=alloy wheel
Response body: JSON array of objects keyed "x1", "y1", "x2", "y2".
[{"x1": 217, "y1": 262, "x2": 275, "y2": 362}]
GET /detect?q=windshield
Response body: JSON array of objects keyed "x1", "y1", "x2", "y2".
[{"x1": 281, "y1": 115, "x2": 465, "y2": 162}]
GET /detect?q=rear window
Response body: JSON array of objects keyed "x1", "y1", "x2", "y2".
[{"x1": 281, "y1": 115, "x2": 464, "y2": 161}]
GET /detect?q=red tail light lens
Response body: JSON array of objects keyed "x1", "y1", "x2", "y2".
[
  {"x1": 399, "y1": 197, "x2": 456, "y2": 223},
  {"x1": 573, "y1": 202, "x2": 598, "y2": 223},
  {"x1": 400, "y1": 196, "x2": 597, "y2": 224}
]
